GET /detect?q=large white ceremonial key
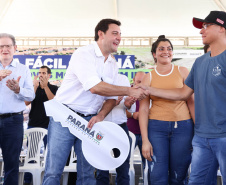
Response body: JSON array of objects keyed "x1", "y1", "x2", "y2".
[{"x1": 44, "y1": 99, "x2": 130, "y2": 170}]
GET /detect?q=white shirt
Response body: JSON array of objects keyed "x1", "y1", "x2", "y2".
[
  {"x1": 104, "y1": 74, "x2": 136, "y2": 125},
  {"x1": 55, "y1": 42, "x2": 118, "y2": 115}
]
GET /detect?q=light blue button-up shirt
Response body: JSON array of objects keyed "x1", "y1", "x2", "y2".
[{"x1": 0, "y1": 59, "x2": 35, "y2": 114}]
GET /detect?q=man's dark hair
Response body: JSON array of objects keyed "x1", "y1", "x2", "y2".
[
  {"x1": 151, "y1": 35, "x2": 173, "y2": 63},
  {"x1": 41, "y1": 65, "x2": 51, "y2": 74},
  {"x1": 94, "y1": 19, "x2": 121, "y2": 41}
]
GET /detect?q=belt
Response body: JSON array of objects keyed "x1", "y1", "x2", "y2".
[
  {"x1": 76, "y1": 112, "x2": 96, "y2": 117},
  {"x1": 63, "y1": 104, "x2": 96, "y2": 117},
  {"x1": 0, "y1": 111, "x2": 23, "y2": 118}
]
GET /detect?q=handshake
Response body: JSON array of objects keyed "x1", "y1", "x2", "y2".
[{"x1": 129, "y1": 84, "x2": 150, "y2": 100}]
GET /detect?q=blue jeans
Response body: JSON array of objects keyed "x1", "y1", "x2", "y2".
[
  {"x1": 188, "y1": 135, "x2": 226, "y2": 185},
  {"x1": 96, "y1": 123, "x2": 131, "y2": 185},
  {"x1": 0, "y1": 114, "x2": 23, "y2": 185},
  {"x1": 24, "y1": 126, "x2": 48, "y2": 184},
  {"x1": 148, "y1": 119, "x2": 194, "y2": 185},
  {"x1": 42, "y1": 116, "x2": 96, "y2": 185}
]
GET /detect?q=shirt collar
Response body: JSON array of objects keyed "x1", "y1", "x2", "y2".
[
  {"x1": 93, "y1": 41, "x2": 104, "y2": 57},
  {"x1": 0, "y1": 59, "x2": 17, "y2": 68},
  {"x1": 10, "y1": 59, "x2": 17, "y2": 67},
  {"x1": 93, "y1": 42, "x2": 115, "y2": 63},
  {"x1": 38, "y1": 82, "x2": 50, "y2": 89}
]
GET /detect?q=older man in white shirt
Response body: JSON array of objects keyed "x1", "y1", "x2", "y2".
[{"x1": 0, "y1": 33, "x2": 34, "y2": 185}]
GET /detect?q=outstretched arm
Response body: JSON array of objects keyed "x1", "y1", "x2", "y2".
[
  {"x1": 90, "y1": 81, "x2": 149, "y2": 101},
  {"x1": 179, "y1": 66, "x2": 195, "y2": 123},
  {"x1": 137, "y1": 83, "x2": 193, "y2": 101}
]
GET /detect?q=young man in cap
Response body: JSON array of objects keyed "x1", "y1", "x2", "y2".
[{"x1": 138, "y1": 11, "x2": 226, "y2": 184}]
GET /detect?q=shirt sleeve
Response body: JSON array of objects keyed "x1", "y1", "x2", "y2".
[
  {"x1": 52, "y1": 85, "x2": 58, "y2": 95},
  {"x1": 185, "y1": 61, "x2": 195, "y2": 90},
  {"x1": 71, "y1": 49, "x2": 102, "y2": 91},
  {"x1": 15, "y1": 65, "x2": 35, "y2": 101}
]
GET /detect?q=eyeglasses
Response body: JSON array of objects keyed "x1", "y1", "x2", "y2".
[
  {"x1": 202, "y1": 23, "x2": 215, "y2": 29},
  {"x1": 0, "y1": 44, "x2": 13, "y2": 49}
]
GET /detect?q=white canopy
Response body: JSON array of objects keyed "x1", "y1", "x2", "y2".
[{"x1": 0, "y1": 0, "x2": 224, "y2": 37}]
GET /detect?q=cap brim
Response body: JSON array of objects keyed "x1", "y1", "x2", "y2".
[{"x1": 193, "y1": 17, "x2": 205, "y2": 29}]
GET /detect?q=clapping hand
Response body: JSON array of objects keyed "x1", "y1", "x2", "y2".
[
  {"x1": 0, "y1": 69, "x2": 12, "y2": 81},
  {"x1": 116, "y1": 96, "x2": 123, "y2": 105},
  {"x1": 6, "y1": 76, "x2": 21, "y2": 93},
  {"x1": 39, "y1": 75, "x2": 48, "y2": 88}
]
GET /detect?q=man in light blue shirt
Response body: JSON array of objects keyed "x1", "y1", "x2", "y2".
[{"x1": 0, "y1": 33, "x2": 34, "y2": 185}]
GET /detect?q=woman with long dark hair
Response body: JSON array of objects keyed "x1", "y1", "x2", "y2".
[{"x1": 139, "y1": 35, "x2": 195, "y2": 185}]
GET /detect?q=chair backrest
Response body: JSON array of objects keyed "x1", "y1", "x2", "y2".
[
  {"x1": 129, "y1": 131, "x2": 136, "y2": 170},
  {"x1": 24, "y1": 128, "x2": 48, "y2": 166},
  {"x1": 68, "y1": 145, "x2": 77, "y2": 167}
]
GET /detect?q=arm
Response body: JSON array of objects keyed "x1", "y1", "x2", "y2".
[
  {"x1": 33, "y1": 75, "x2": 39, "y2": 93},
  {"x1": 137, "y1": 67, "x2": 193, "y2": 101},
  {"x1": 25, "y1": 75, "x2": 39, "y2": 106},
  {"x1": 116, "y1": 96, "x2": 123, "y2": 106},
  {"x1": 9, "y1": 66, "x2": 35, "y2": 101},
  {"x1": 87, "y1": 99, "x2": 116, "y2": 129},
  {"x1": 124, "y1": 96, "x2": 136, "y2": 110},
  {"x1": 90, "y1": 81, "x2": 148, "y2": 100},
  {"x1": 43, "y1": 86, "x2": 55, "y2": 100},
  {"x1": 179, "y1": 66, "x2": 195, "y2": 123},
  {"x1": 187, "y1": 94, "x2": 195, "y2": 123},
  {"x1": 126, "y1": 110, "x2": 139, "y2": 120},
  {"x1": 132, "y1": 112, "x2": 139, "y2": 120},
  {"x1": 138, "y1": 83, "x2": 193, "y2": 101},
  {"x1": 25, "y1": 101, "x2": 31, "y2": 106},
  {"x1": 40, "y1": 76, "x2": 55, "y2": 100},
  {"x1": 72, "y1": 51, "x2": 148, "y2": 100},
  {"x1": 139, "y1": 73, "x2": 153, "y2": 161}
]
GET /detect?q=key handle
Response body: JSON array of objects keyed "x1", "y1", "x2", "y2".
[{"x1": 44, "y1": 99, "x2": 130, "y2": 170}]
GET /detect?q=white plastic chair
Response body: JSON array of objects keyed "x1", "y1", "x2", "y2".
[
  {"x1": 109, "y1": 131, "x2": 136, "y2": 185},
  {"x1": 62, "y1": 145, "x2": 77, "y2": 185},
  {"x1": 18, "y1": 128, "x2": 47, "y2": 185}
]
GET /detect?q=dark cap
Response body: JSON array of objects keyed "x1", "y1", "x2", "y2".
[{"x1": 193, "y1": 11, "x2": 226, "y2": 29}]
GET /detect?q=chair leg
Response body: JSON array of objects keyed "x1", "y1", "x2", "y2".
[
  {"x1": 32, "y1": 171, "x2": 42, "y2": 185},
  {"x1": 129, "y1": 170, "x2": 135, "y2": 185},
  {"x1": 63, "y1": 172, "x2": 69, "y2": 185},
  {"x1": 41, "y1": 171, "x2": 45, "y2": 184},
  {"x1": 18, "y1": 172, "x2": 24, "y2": 185}
]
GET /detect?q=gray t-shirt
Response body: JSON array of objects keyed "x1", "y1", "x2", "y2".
[{"x1": 185, "y1": 51, "x2": 226, "y2": 138}]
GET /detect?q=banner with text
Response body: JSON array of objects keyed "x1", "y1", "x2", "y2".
[{"x1": 14, "y1": 55, "x2": 144, "y2": 82}]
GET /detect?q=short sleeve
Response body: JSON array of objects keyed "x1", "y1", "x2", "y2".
[{"x1": 185, "y1": 61, "x2": 195, "y2": 90}]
